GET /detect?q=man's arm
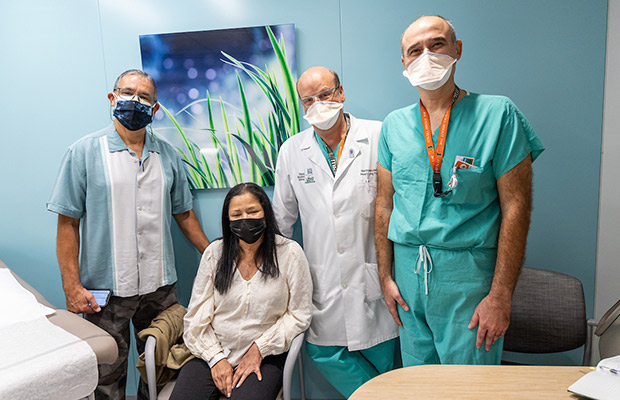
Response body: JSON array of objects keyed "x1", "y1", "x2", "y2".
[
  {"x1": 468, "y1": 154, "x2": 532, "y2": 350},
  {"x1": 173, "y1": 209, "x2": 210, "y2": 254},
  {"x1": 57, "y1": 214, "x2": 98, "y2": 313},
  {"x1": 375, "y1": 163, "x2": 409, "y2": 327}
]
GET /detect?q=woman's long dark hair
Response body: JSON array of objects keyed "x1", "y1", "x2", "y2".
[{"x1": 214, "y1": 183, "x2": 281, "y2": 294}]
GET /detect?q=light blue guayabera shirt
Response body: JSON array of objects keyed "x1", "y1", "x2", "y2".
[
  {"x1": 47, "y1": 125, "x2": 193, "y2": 297},
  {"x1": 378, "y1": 93, "x2": 544, "y2": 250}
]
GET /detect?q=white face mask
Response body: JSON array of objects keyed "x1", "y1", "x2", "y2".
[
  {"x1": 303, "y1": 101, "x2": 343, "y2": 130},
  {"x1": 402, "y1": 51, "x2": 457, "y2": 90}
]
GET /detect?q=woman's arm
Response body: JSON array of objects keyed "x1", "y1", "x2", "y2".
[
  {"x1": 183, "y1": 243, "x2": 225, "y2": 364},
  {"x1": 254, "y1": 241, "x2": 313, "y2": 358},
  {"x1": 183, "y1": 242, "x2": 236, "y2": 396}
]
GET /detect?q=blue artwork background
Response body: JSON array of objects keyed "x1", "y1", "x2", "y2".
[{"x1": 139, "y1": 24, "x2": 297, "y2": 188}]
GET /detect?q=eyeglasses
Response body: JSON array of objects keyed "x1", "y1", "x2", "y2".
[
  {"x1": 300, "y1": 85, "x2": 339, "y2": 107},
  {"x1": 113, "y1": 87, "x2": 156, "y2": 107}
]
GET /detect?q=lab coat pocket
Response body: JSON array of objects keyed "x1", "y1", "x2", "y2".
[
  {"x1": 449, "y1": 167, "x2": 493, "y2": 205},
  {"x1": 364, "y1": 263, "x2": 384, "y2": 302},
  {"x1": 357, "y1": 179, "x2": 377, "y2": 220},
  {"x1": 309, "y1": 264, "x2": 327, "y2": 304}
]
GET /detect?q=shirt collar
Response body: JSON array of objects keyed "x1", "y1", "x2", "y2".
[{"x1": 105, "y1": 124, "x2": 160, "y2": 154}]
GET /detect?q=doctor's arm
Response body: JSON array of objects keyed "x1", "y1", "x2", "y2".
[
  {"x1": 375, "y1": 164, "x2": 409, "y2": 327},
  {"x1": 56, "y1": 214, "x2": 98, "y2": 314},
  {"x1": 173, "y1": 209, "x2": 210, "y2": 253},
  {"x1": 272, "y1": 154, "x2": 299, "y2": 238},
  {"x1": 468, "y1": 154, "x2": 532, "y2": 351}
]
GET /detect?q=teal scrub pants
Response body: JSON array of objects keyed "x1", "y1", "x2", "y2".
[
  {"x1": 394, "y1": 243, "x2": 503, "y2": 366},
  {"x1": 306, "y1": 338, "x2": 396, "y2": 398}
]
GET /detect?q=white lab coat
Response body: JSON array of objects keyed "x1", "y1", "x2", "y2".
[{"x1": 273, "y1": 114, "x2": 398, "y2": 351}]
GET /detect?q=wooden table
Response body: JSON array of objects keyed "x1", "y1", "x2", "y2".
[{"x1": 348, "y1": 365, "x2": 592, "y2": 400}]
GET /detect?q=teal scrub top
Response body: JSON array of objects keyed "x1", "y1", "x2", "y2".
[
  {"x1": 314, "y1": 131, "x2": 343, "y2": 175},
  {"x1": 378, "y1": 93, "x2": 544, "y2": 250}
]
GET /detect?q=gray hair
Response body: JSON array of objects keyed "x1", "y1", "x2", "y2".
[
  {"x1": 113, "y1": 69, "x2": 158, "y2": 101},
  {"x1": 331, "y1": 69, "x2": 341, "y2": 88}
]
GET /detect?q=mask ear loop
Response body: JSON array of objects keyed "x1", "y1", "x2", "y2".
[
  {"x1": 146, "y1": 102, "x2": 157, "y2": 136},
  {"x1": 109, "y1": 93, "x2": 117, "y2": 122}
]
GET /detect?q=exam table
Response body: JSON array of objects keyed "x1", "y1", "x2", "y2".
[{"x1": 0, "y1": 258, "x2": 118, "y2": 399}]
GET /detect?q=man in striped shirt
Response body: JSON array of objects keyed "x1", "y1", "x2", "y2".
[{"x1": 47, "y1": 69, "x2": 210, "y2": 399}]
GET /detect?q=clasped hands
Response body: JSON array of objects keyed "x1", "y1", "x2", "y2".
[{"x1": 211, "y1": 342, "x2": 263, "y2": 397}]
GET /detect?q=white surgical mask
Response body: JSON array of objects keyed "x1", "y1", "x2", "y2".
[
  {"x1": 402, "y1": 51, "x2": 457, "y2": 90},
  {"x1": 303, "y1": 101, "x2": 343, "y2": 130}
]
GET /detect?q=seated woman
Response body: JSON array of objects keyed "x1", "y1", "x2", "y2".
[{"x1": 170, "y1": 183, "x2": 312, "y2": 400}]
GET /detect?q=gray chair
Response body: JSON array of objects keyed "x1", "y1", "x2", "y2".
[
  {"x1": 145, "y1": 330, "x2": 306, "y2": 400},
  {"x1": 503, "y1": 267, "x2": 593, "y2": 365}
]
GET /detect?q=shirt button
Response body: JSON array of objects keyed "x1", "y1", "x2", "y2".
[
  {"x1": 334, "y1": 213, "x2": 340, "y2": 218},
  {"x1": 338, "y1": 247, "x2": 345, "y2": 254},
  {"x1": 342, "y1": 283, "x2": 348, "y2": 289}
]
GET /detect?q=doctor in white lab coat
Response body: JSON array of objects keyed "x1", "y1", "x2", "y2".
[{"x1": 273, "y1": 66, "x2": 398, "y2": 398}]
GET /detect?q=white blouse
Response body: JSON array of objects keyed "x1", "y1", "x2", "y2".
[{"x1": 183, "y1": 235, "x2": 313, "y2": 367}]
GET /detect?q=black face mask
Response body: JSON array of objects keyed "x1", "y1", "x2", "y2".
[
  {"x1": 113, "y1": 100, "x2": 153, "y2": 131},
  {"x1": 230, "y1": 218, "x2": 267, "y2": 244}
]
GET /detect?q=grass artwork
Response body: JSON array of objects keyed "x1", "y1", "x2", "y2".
[{"x1": 140, "y1": 25, "x2": 299, "y2": 189}]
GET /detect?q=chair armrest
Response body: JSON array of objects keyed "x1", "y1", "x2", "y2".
[
  {"x1": 595, "y1": 298, "x2": 620, "y2": 336},
  {"x1": 145, "y1": 335, "x2": 158, "y2": 400},
  {"x1": 47, "y1": 309, "x2": 118, "y2": 365},
  {"x1": 583, "y1": 318, "x2": 598, "y2": 366},
  {"x1": 283, "y1": 332, "x2": 305, "y2": 400}
]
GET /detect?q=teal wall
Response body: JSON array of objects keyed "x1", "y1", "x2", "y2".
[{"x1": 0, "y1": 0, "x2": 607, "y2": 398}]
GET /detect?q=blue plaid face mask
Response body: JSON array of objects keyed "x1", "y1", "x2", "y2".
[{"x1": 113, "y1": 100, "x2": 153, "y2": 131}]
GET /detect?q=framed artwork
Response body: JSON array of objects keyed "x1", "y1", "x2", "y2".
[{"x1": 140, "y1": 24, "x2": 299, "y2": 189}]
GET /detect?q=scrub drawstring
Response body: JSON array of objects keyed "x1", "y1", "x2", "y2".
[{"x1": 414, "y1": 245, "x2": 433, "y2": 295}]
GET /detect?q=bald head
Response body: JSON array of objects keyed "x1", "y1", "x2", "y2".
[
  {"x1": 297, "y1": 67, "x2": 340, "y2": 93},
  {"x1": 297, "y1": 66, "x2": 344, "y2": 111},
  {"x1": 401, "y1": 15, "x2": 457, "y2": 56},
  {"x1": 400, "y1": 15, "x2": 462, "y2": 73}
]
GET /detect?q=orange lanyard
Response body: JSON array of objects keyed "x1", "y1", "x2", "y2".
[
  {"x1": 420, "y1": 87, "x2": 460, "y2": 196},
  {"x1": 326, "y1": 132, "x2": 347, "y2": 174},
  {"x1": 325, "y1": 114, "x2": 350, "y2": 175},
  {"x1": 336, "y1": 133, "x2": 347, "y2": 165}
]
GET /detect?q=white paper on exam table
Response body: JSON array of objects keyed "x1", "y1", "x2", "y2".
[
  {"x1": 0, "y1": 268, "x2": 98, "y2": 399},
  {"x1": 0, "y1": 269, "x2": 54, "y2": 328}
]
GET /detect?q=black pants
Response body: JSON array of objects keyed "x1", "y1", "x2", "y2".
[{"x1": 169, "y1": 352, "x2": 288, "y2": 400}]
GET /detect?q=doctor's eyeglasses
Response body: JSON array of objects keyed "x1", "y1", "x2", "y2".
[{"x1": 300, "y1": 85, "x2": 339, "y2": 107}]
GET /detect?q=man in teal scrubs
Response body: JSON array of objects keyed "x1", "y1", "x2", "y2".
[{"x1": 375, "y1": 16, "x2": 544, "y2": 366}]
